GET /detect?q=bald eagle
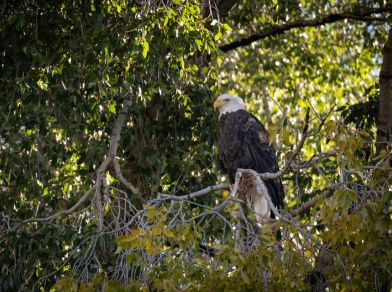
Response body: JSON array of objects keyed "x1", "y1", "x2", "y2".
[{"x1": 214, "y1": 94, "x2": 284, "y2": 223}]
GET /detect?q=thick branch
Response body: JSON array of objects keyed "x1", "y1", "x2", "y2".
[
  {"x1": 108, "y1": 97, "x2": 133, "y2": 157},
  {"x1": 22, "y1": 96, "x2": 135, "y2": 224},
  {"x1": 95, "y1": 96, "x2": 134, "y2": 230},
  {"x1": 112, "y1": 158, "x2": 140, "y2": 196},
  {"x1": 220, "y1": 7, "x2": 390, "y2": 52},
  {"x1": 290, "y1": 184, "x2": 342, "y2": 218},
  {"x1": 376, "y1": 28, "x2": 392, "y2": 155},
  {"x1": 158, "y1": 183, "x2": 229, "y2": 201}
]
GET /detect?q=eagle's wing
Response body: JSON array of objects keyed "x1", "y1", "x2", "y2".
[
  {"x1": 241, "y1": 114, "x2": 285, "y2": 210},
  {"x1": 217, "y1": 110, "x2": 284, "y2": 212}
]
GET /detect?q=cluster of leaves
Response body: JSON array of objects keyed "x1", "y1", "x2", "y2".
[
  {"x1": 1, "y1": 0, "x2": 391, "y2": 290},
  {"x1": 0, "y1": 0, "x2": 221, "y2": 289},
  {"x1": 338, "y1": 85, "x2": 379, "y2": 130}
]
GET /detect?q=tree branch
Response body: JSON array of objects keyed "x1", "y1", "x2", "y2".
[
  {"x1": 22, "y1": 185, "x2": 96, "y2": 223},
  {"x1": 108, "y1": 97, "x2": 133, "y2": 157},
  {"x1": 220, "y1": 7, "x2": 390, "y2": 53},
  {"x1": 289, "y1": 184, "x2": 342, "y2": 218},
  {"x1": 112, "y1": 158, "x2": 140, "y2": 196},
  {"x1": 21, "y1": 96, "x2": 135, "y2": 225},
  {"x1": 158, "y1": 183, "x2": 229, "y2": 201}
]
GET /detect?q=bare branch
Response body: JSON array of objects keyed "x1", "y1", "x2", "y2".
[
  {"x1": 112, "y1": 158, "x2": 141, "y2": 196},
  {"x1": 220, "y1": 7, "x2": 390, "y2": 53},
  {"x1": 21, "y1": 96, "x2": 135, "y2": 225},
  {"x1": 158, "y1": 183, "x2": 229, "y2": 201},
  {"x1": 108, "y1": 96, "x2": 133, "y2": 157},
  {"x1": 94, "y1": 96, "x2": 133, "y2": 230},
  {"x1": 289, "y1": 184, "x2": 342, "y2": 218},
  {"x1": 22, "y1": 185, "x2": 96, "y2": 223}
]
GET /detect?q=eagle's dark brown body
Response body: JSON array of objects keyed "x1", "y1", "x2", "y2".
[{"x1": 218, "y1": 109, "x2": 284, "y2": 211}]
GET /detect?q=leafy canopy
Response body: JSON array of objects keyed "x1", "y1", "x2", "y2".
[{"x1": 0, "y1": 0, "x2": 391, "y2": 291}]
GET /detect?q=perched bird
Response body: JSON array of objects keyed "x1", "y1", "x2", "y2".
[{"x1": 213, "y1": 94, "x2": 284, "y2": 223}]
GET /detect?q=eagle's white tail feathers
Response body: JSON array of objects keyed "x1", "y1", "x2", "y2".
[{"x1": 247, "y1": 186, "x2": 271, "y2": 224}]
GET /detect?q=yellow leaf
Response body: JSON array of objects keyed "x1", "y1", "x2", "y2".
[
  {"x1": 241, "y1": 272, "x2": 250, "y2": 284},
  {"x1": 223, "y1": 23, "x2": 232, "y2": 31},
  {"x1": 338, "y1": 133, "x2": 347, "y2": 142},
  {"x1": 214, "y1": 31, "x2": 222, "y2": 41},
  {"x1": 145, "y1": 242, "x2": 161, "y2": 254},
  {"x1": 222, "y1": 190, "x2": 229, "y2": 198},
  {"x1": 145, "y1": 241, "x2": 152, "y2": 253},
  {"x1": 37, "y1": 79, "x2": 49, "y2": 91},
  {"x1": 267, "y1": 124, "x2": 279, "y2": 145},
  {"x1": 78, "y1": 283, "x2": 94, "y2": 292},
  {"x1": 194, "y1": 257, "x2": 205, "y2": 265},
  {"x1": 118, "y1": 230, "x2": 140, "y2": 244},
  {"x1": 346, "y1": 146, "x2": 353, "y2": 161},
  {"x1": 150, "y1": 225, "x2": 163, "y2": 236},
  {"x1": 141, "y1": 40, "x2": 149, "y2": 58},
  {"x1": 347, "y1": 189, "x2": 358, "y2": 203},
  {"x1": 282, "y1": 128, "x2": 291, "y2": 145},
  {"x1": 324, "y1": 120, "x2": 335, "y2": 136},
  {"x1": 217, "y1": 56, "x2": 222, "y2": 67},
  {"x1": 130, "y1": 229, "x2": 141, "y2": 239},
  {"x1": 358, "y1": 130, "x2": 370, "y2": 137},
  {"x1": 144, "y1": 206, "x2": 158, "y2": 220},
  {"x1": 379, "y1": 149, "x2": 388, "y2": 157},
  {"x1": 115, "y1": 245, "x2": 123, "y2": 254},
  {"x1": 51, "y1": 278, "x2": 77, "y2": 292},
  {"x1": 164, "y1": 229, "x2": 175, "y2": 238}
]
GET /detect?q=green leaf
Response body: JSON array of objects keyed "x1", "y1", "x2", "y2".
[
  {"x1": 223, "y1": 23, "x2": 232, "y2": 31},
  {"x1": 37, "y1": 79, "x2": 48, "y2": 91},
  {"x1": 142, "y1": 40, "x2": 149, "y2": 58},
  {"x1": 214, "y1": 31, "x2": 222, "y2": 41},
  {"x1": 108, "y1": 101, "x2": 116, "y2": 114}
]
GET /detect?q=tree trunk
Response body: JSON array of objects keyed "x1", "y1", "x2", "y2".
[{"x1": 376, "y1": 28, "x2": 392, "y2": 155}]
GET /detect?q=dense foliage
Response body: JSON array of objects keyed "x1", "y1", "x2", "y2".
[{"x1": 1, "y1": 0, "x2": 391, "y2": 291}]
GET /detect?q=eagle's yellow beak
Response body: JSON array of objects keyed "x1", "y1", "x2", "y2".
[{"x1": 213, "y1": 100, "x2": 220, "y2": 110}]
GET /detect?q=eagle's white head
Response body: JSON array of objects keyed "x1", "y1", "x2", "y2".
[{"x1": 213, "y1": 94, "x2": 246, "y2": 117}]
